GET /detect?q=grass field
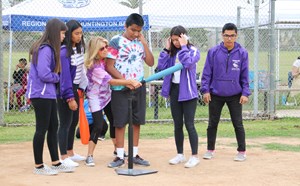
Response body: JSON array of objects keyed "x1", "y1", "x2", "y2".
[
  {"x1": 2, "y1": 50, "x2": 299, "y2": 85},
  {"x1": 1, "y1": 118, "x2": 300, "y2": 152}
]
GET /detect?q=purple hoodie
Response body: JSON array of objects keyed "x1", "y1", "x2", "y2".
[
  {"x1": 57, "y1": 45, "x2": 76, "y2": 100},
  {"x1": 157, "y1": 45, "x2": 200, "y2": 101},
  {"x1": 201, "y1": 42, "x2": 251, "y2": 97},
  {"x1": 26, "y1": 44, "x2": 59, "y2": 99}
]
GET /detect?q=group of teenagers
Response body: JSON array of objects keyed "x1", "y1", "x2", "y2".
[{"x1": 26, "y1": 13, "x2": 251, "y2": 176}]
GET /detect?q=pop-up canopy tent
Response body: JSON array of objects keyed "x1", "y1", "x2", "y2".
[
  {"x1": 2, "y1": 0, "x2": 150, "y2": 111},
  {"x1": 2, "y1": 0, "x2": 149, "y2": 32}
]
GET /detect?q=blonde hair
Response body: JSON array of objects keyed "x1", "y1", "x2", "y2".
[{"x1": 85, "y1": 36, "x2": 108, "y2": 69}]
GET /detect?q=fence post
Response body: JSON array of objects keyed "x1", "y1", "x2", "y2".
[
  {"x1": 0, "y1": 0, "x2": 5, "y2": 126},
  {"x1": 269, "y1": 0, "x2": 276, "y2": 119}
]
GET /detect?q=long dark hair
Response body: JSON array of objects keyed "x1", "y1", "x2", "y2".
[
  {"x1": 29, "y1": 18, "x2": 67, "y2": 73},
  {"x1": 169, "y1": 25, "x2": 192, "y2": 57},
  {"x1": 62, "y1": 20, "x2": 85, "y2": 57}
]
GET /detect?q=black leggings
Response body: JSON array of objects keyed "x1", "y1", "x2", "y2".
[
  {"x1": 104, "y1": 102, "x2": 115, "y2": 139},
  {"x1": 31, "y1": 98, "x2": 59, "y2": 165},
  {"x1": 89, "y1": 102, "x2": 115, "y2": 144},
  {"x1": 90, "y1": 111, "x2": 104, "y2": 144},
  {"x1": 57, "y1": 98, "x2": 73, "y2": 155},
  {"x1": 67, "y1": 84, "x2": 79, "y2": 151},
  {"x1": 170, "y1": 83, "x2": 198, "y2": 155}
]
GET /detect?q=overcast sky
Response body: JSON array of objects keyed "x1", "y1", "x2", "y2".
[{"x1": 2, "y1": 0, "x2": 300, "y2": 19}]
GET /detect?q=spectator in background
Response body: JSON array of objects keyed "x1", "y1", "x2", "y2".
[
  {"x1": 9, "y1": 58, "x2": 27, "y2": 110},
  {"x1": 289, "y1": 56, "x2": 300, "y2": 97},
  {"x1": 16, "y1": 65, "x2": 30, "y2": 112},
  {"x1": 291, "y1": 56, "x2": 300, "y2": 78},
  {"x1": 201, "y1": 23, "x2": 251, "y2": 162}
]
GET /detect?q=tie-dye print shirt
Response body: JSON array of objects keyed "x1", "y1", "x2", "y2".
[
  {"x1": 107, "y1": 34, "x2": 145, "y2": 90},
  {"x1": 86, "y1": 61, "x2": 112, "y2": 112}
]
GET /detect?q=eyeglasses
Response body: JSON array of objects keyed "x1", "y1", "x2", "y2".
[
  {"x1": 222, "y1": 34, "x2": 237, "y2": 39},
  {"x1": 99, "y1": 45, "x2": 108, "y2": 51}
]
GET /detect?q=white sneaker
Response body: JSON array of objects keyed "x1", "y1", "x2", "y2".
[
  {"x1": 169, "y1": 154, "x2": 186, "y2": 165},
  {"x1": 184, "y1": 156, "x2": 200, "y2": 168},
  {"x1": 69, "y1": 154, "x2": 86, "y2": 161},
  {"x1": 234, "y1": 152, "x2": 246, "y2": 162},
  {"x1": 62, "y1": 158, "x2": 79, "y2": 167},
  {"x1": 203, "y1": 151, "x2": 214, "y2": 160}
]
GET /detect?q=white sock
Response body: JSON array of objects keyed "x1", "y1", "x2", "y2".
[
  {"x1": 117, "y1": 148, "x2": 124, "y2": 159},
  {"x1": 133, "y1": 146, "x2": 138, "y2": 157}
]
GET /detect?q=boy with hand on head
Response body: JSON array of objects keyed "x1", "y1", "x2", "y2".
[{"x1": 106, "y1": 13, "x2": 154, "y2": 168}]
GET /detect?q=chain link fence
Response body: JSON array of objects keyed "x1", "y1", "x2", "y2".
[{"x1": 1, "y1": 0, "x2": 300, "y2": 125}]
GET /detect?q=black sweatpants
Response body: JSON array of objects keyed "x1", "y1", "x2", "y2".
[{"x1": 207, "y1": 94, "x2": 246, "y2": 151}]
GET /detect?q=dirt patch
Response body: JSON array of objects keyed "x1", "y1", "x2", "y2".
[{"x1": 0, "y1": 137, "x2": 299, "y2": 186}]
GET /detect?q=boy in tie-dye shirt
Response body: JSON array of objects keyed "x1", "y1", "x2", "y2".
[{"x1": 106, "y1": 13, "x2": 154, "y2": 168}]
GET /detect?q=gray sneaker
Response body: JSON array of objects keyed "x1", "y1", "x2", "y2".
[
  {"x1": 234, "y1": 152, "x2": 246, "y2": 162},
  {"x1": 33, "y1": 164, "x2": 58, "y2": 176},
  {"x1": 203, "y1": 151, "x2": 214, "y2": 160},
  {"x1": 108, "y1": 157, "x2": 125, "y2": 168},
  {"x1": 85, "y1": 156, "x2": 95, "y2": 167},
  {"x1": 133, "y1": 155, "x2": 150, "y2": 166},
  {"x1": 51, "y1": 163, "x2": 75, "y2": 173}
]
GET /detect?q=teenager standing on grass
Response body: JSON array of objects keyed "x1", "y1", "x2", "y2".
[
  {"x1": 84, "y1": 36, "x2": 142, "y2": 167},
  {"x1": 201, "y1": 23, "x2": 251, "y2": 162},
  {"x1": 157, "y1": 25, "x2": 200, "y2": 168},
  {"x1": 57, "y1": 20, "x2": 87, "y2": 167},
  {"x1": 26, "y1": 18, "x2": 74, "y2": 176},
  {"x1": 106, "y1": 13, "x2": 154, "y2": 168}
]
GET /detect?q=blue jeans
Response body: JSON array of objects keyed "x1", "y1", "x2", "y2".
[{"x1": 207, "y1": 94, "x2": 246, "y2": 152}]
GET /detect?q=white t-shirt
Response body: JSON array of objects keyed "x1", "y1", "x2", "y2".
[{"x1": 172, "y1": 54, "x2": 181, "y2": 84}]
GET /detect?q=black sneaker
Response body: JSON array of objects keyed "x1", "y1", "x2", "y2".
[
  {"x1": 9, "y1": 103, "x2": 14, "y2": 110},
  {"x1": 107, "y1": 157, "x2": 125, "y2": 168},
  {"x1": 133, "y1": 155, "x2": 150, "y2": 166}
]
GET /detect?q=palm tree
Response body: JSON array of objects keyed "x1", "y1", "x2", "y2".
[
  {"x1": 116, "y1": 0, "x2": 148, "y2": 15},
  {"x1": 118, "y1": 0, "x2": 139, "y2": 9},
  {"x1": 8, "y1": 0, "x2": 24, "y2": 6}
]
